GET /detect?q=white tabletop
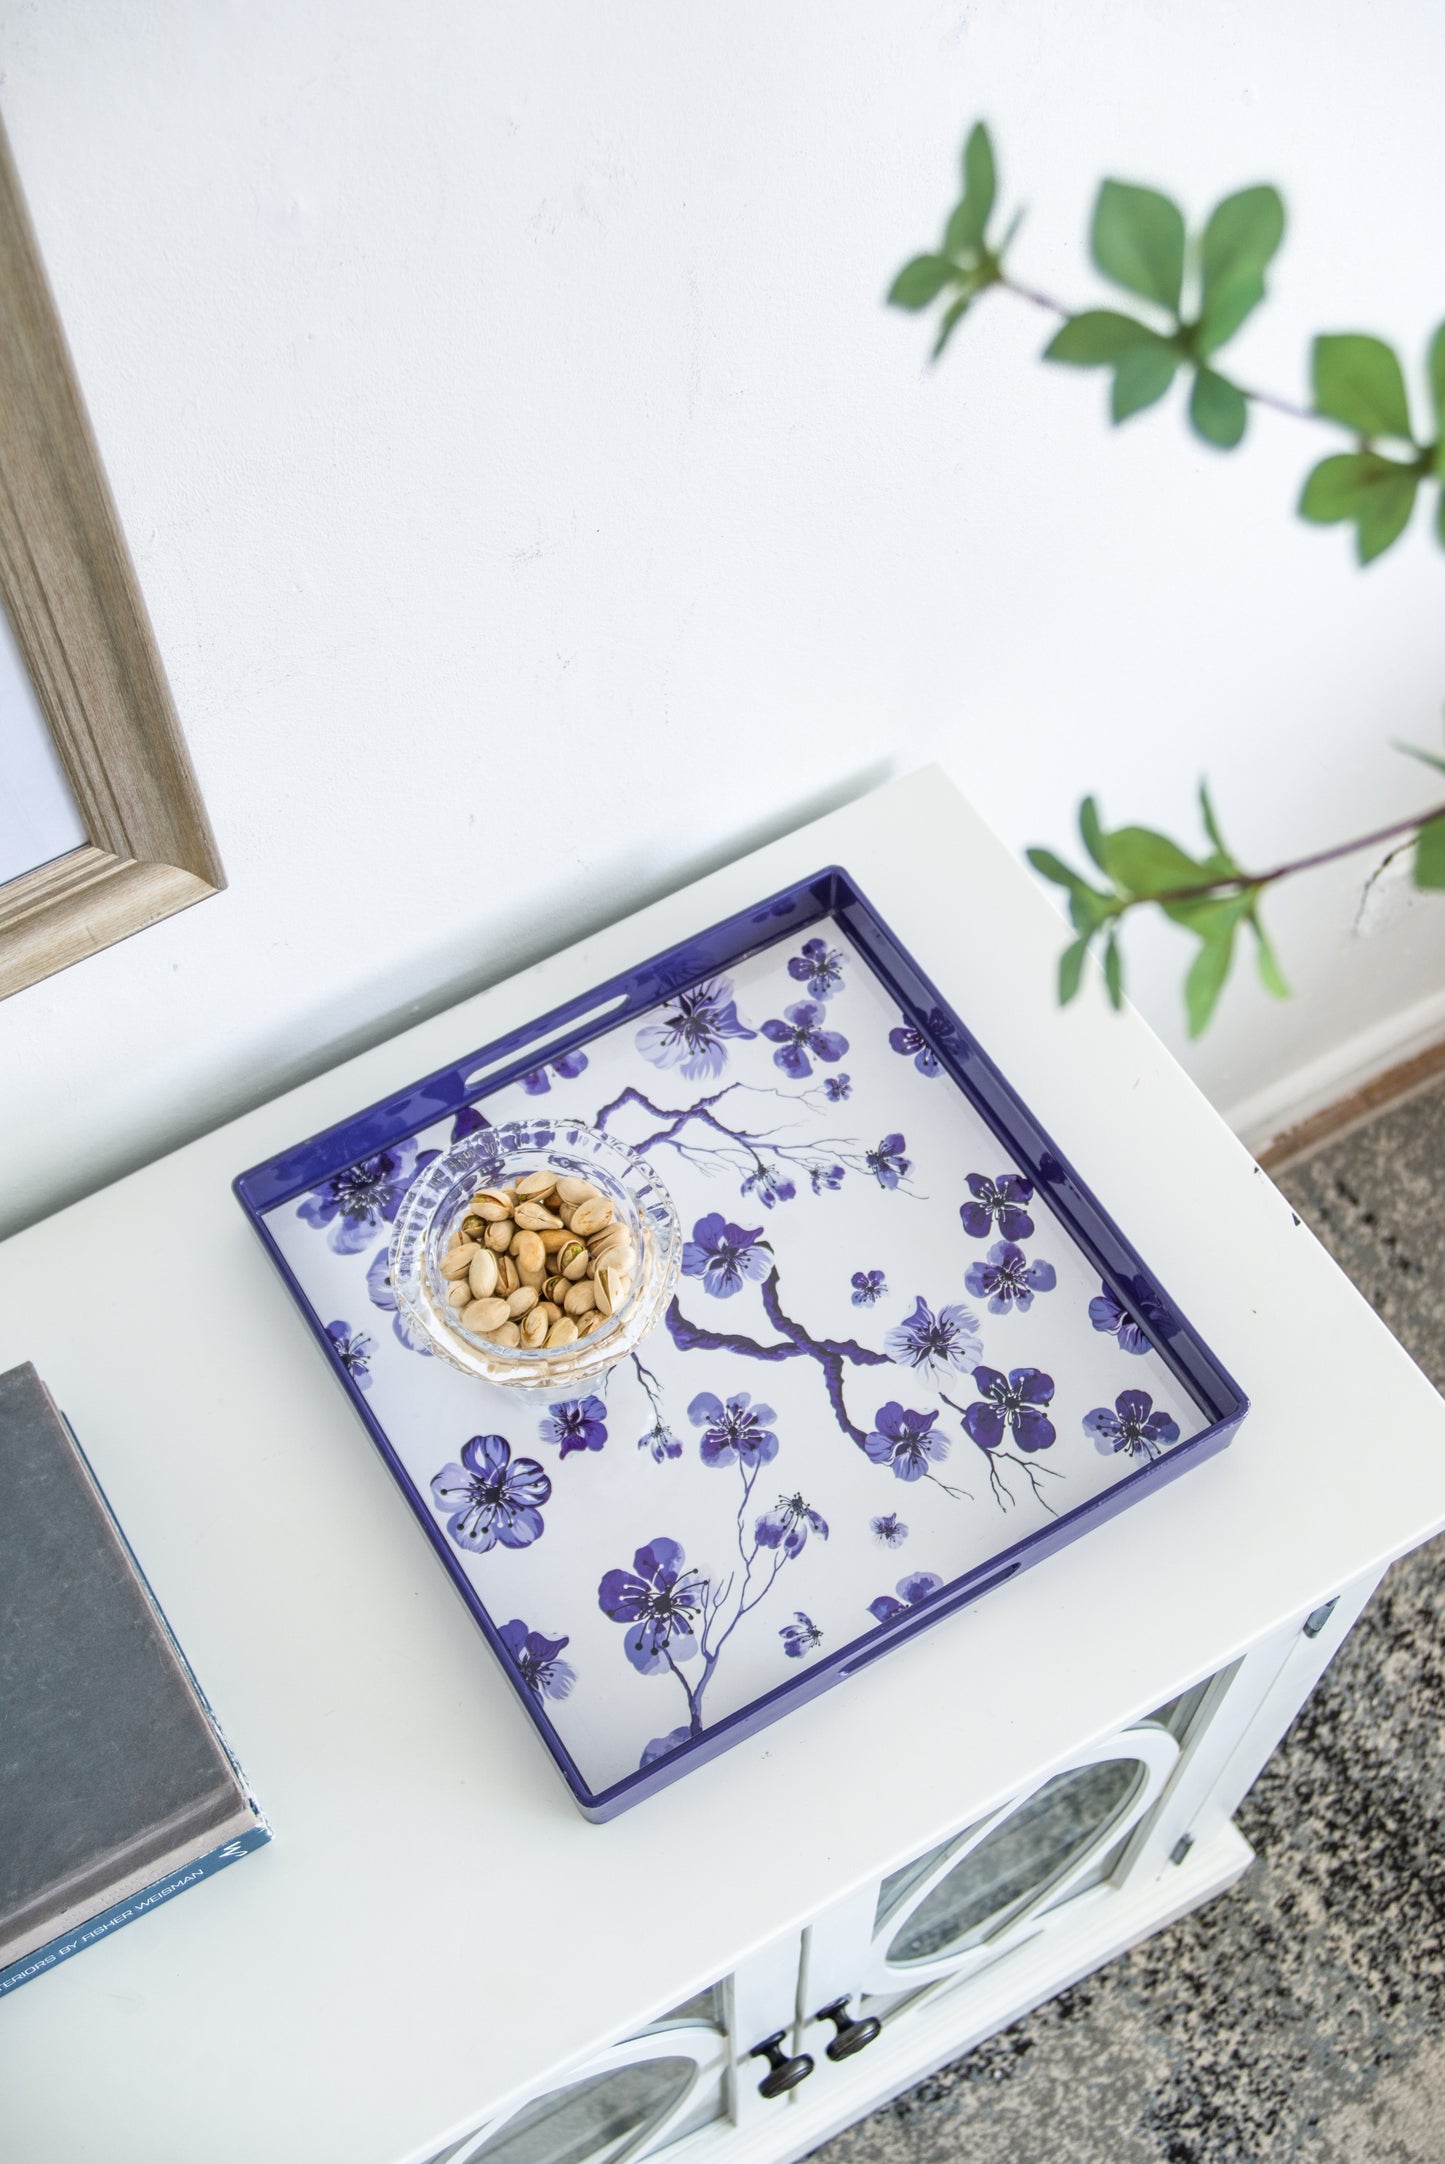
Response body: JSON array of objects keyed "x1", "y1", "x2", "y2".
[{"x1": 3, "y1": 768, "x2": 1443, "y2": 2164}]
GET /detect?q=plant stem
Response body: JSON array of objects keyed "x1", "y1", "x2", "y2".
[
  {"x1": 1115, "y1": 801, "x2": 1445, "y2": 915},
  {"x1": 993, "y1": 270, "x2": 1322, "y2": 427}
]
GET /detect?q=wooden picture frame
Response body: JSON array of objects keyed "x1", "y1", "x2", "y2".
[{"x1": 0, "y1": 117, "x2": 223, "y2": 1000}]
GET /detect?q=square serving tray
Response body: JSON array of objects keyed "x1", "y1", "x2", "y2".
[{"x1": 235, "y1": 866, "x2": 1247, "y2": 1819}]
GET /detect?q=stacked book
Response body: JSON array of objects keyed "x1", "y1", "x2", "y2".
[{"x1": 1, "y1": 1362, "x2": 268, "y2": 1997}]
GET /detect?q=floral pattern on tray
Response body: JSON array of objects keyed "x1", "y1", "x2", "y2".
[{"x1": 264, "y1": 919, "x2": 1204, "y2": 1793}]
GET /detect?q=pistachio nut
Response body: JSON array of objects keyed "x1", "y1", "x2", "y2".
[
  {"x1": 511, "y1": 1228, "x2": 545, "y2": 1275},
  {"x1": 514, "y1": 1201, "x2": 564, "y2": 1231},
  {"x1": 446, "y1": 1280, "x2": 473, "y2": 1309},
  {"x1": 515, "y1": 1169, "x2": 558, "y2": 1198},
  {"x1": 489, "y1": 1319, "x2": 523, "y2": 1348},
  {"x1": 440, "y1": 1242, "x2": 478, "y2": 1281},
  {"x1": 545, "y1": 1315, "x2": 579, "y2": 1349},
  {"x1": 520, "y1": 1307, "x2": 549, "y2": 1348},
  {"x1": 554, "y1": 1176, "x2": 598, "y2": 1207},
  {"x1": 563, "y1": 1278, "x2": 597, "y2": 1317},
  {"x1": 569, "y1": 1197, "x2": 614, "y2": 1237},
  {"x1": 483, "y1": 1218, "x2": 514, "y2": 1252},
  {"x1": 462, "y1": 1295, "x2": 510, "y2": 1334},
  {"x1": 506, "y1": 1285, "x2": 539, "y2": 1318},
  {"x1": 467, "y1": 1248, "x2": 500, "y2": 1300},
  {"x1": 494, "y1": 1252, "x2": 520, "y2": 1296},
  {"x1": 471, "y1": 1190, "x2": 513, "y2": 1221}
]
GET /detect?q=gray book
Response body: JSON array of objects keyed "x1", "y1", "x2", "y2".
[{"x1": 1, "y1": 1363, "x2": 268, "y2": 1997}]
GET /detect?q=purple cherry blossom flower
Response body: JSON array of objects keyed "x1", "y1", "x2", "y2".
[
  {"x1": 638, "y1": 1418, "x2": 684, "y2": 1462},
  {"x1": 449, "y1": 1104, "x2": 491, "y2": 1145},
  {"x1": 598, "y1": 1538, "x2": 708, "y2": 1673},
  {"x1": 960, "y1": 1172, "x2": 1035, "y2": 1243},
  {"x1": 519, "y1": 1050, "x2": 590, "y2": 1096},
  {"x1": 885, "y1": 1295, "x2": 982, "y2": 1379},
  {"x1": 640, "y1": 1725, "x2": 692, "y2": 1768},
  {"x1": 325, "y1": 1321, "x2": 373, "y2": 1389},
  {"x1": 965, "y1": 1241, "x2": 1058, "y2": 1315},
  {"x1": 1085, "y1": 1389, "x2": 1181, "y2": 1463},
  {"x1": 851, "y1": 1269, "x2": 887, "y2": 1308},
  {"x1": 760, "y1": 1000, "x2": 849, "y2": 1080},
  {"x1": 539, "y1": 1396, "x2": 608, "y2": 1459},
  {"x1": 755, "y1": 1492, "x2": 829, "y2": 1556},
  {"x1": 863, "y1": 1402, "x2": 950, "y2": 1482},
  {"x1": 1089, "y1": 1282, "x2": 1151, "y2": 1355},
  {"x1": 298, "y1": 1139, "x2": 435, "y2": 1255},
  {"x1": 869, "y1": 1571, "x2": 943, "y2": 1624},
  {"x1": 809, "y1": 1161, "x2": 846, "y2": 1194},
  {"x1": 866, "y1": 1133, "x2": 911, "y2": 1189},
  {"x1": 889, "y1": 1023, "x2": 940, "y2": 1077},
  {"x1": 741, "y1": 1163, "x2": 797, "y2": 1210},
  {"x1": 636, "y1": 976, "x2": 756, "y2": 1082},
  {"x1": 688, "y1": 1390, "x2": 780, "y2": 1469},
  {"x1": 366, "y1": 1245, "x2": 433, "y2": 1354},
  {"x1": 824, "y1": 1073, "x2": 853, "y2": 1102},
  {"x1": 681, "y1": 1212, "x2": 773, "y2": 1298},
  {"x1": 960, "y1": 1367, "x2": 1057, "y2": 1454},
  {"x1": 430, "y1": 1435, "x2": 552, "y2": 1553},
  {"x1": 780, "y1": 1612, "x2": 824, "y2": 1658},
  {"x1": 872, "y1": 1512, "x2": 909, "y2": 1547},
  {"x1": 498, "y1": 1620, "x2": 575, "y2": 1701},
  {"x1": 787, "y1": 938, "x2": 845, "y2": 1001}
]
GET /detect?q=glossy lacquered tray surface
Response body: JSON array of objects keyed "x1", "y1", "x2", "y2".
[{"x1": 234, "y1": 868, "x2": 1247, "y2": 1818}]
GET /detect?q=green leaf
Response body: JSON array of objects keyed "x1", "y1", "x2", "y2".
[
  {"x1": 1044, "y1": 310, "x2": 1170, "y2": 366},
  {"x1": 1430, "y1": 322, "x2": 1445, "y2": 502},
  {"x1": 1198, "y1": 780, "x2": 1232, "y2": 863},
  {"x1": 888, "y1": 255, "x2": 955, "y2": 310},
  {"x1": 1396, "y1": 739, "x2": 1445, "y2": 776},
  {"x1": 1027, "y1": 846, "x2": 1084, "y2": 890},
  {"x1": 932, "y1": 294, "x2": 972, "y2": 360},
  {"x1": 1416, "y1": 815, "x2": 1445, "y2": 889},
  {"x1": 1249, "y1": 909, "x2": 1289, "y2": 999},
  {"x1": 1103, "y1": 931, "x2": 1124, "y2": 1011},
  {"x1": 1101, "y1": 824, "x2": 1206, "y2": 897},
  {"x1": 1112, "y1": 346, "x2": 1178, "y2": 422},
  {"x1": 1312, "y1": 334, "x2": 1414, "y2": 441},
  {"x1": 1091, "y1": 180, "x2": 1185, "y2": 314},
  {"x1": 1078, "y1": 796, "x2": 1110, "y2": 874},
  {"x1": 945, "y1": 123, "x2": 997, "y2": 255},
  {"x1": 1058, "y1": 933, "x2": 1091, "y2": 1005},
  {"x1": 1298, "y1": 450, "x2": 1419, "y2": 563},
  {"x1": 1179, "y1": 894, "x2": 1250, "y2": 1038},
  {"x1": 1189, "y1": 368, "x2": 1248, "y2": 449},
  {"x1": 1198, "y1": 185, "x2": 1285, "y2": 354}
]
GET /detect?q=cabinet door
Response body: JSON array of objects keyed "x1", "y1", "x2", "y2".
[
  {"x1": 859, "y1": 1725, "x2": 1179, "y2": 2000},
  {"x1": 800, "y1": 1711, "x2": 1196, "y2": 2043},
  {"x1": 423, "y1": 2004, "x2": 730, "y2": 2164}
]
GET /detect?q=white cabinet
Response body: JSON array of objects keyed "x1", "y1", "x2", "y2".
[
  {"x1": 5, "y1": 775, "x2": 1443, "y2": 2164},
  {"x1": 413, "y1": 1576, "x2": 1374, "y2": 2164}
]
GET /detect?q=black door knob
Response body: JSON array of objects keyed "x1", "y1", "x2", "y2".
[
  {"x1": 814, "y1": 1997, "x2": 883, "y2": 2061},
  {"x1": 749, "y1": 2030, "x2": 815, "y2": 2098}
]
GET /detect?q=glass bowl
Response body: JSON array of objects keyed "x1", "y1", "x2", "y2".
[{"x1": 388, "y1": 1119, "x2": 681, "y2": 1392}]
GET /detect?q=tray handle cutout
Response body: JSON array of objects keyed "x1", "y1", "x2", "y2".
[
  {"x1": 463, "y1": 993, "x2": 630, "y2": 1094},
  {"x1": 838, "y1": 1563, "x2": 1021, "y2": 1678}
]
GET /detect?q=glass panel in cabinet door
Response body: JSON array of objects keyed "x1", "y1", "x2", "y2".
[
  {"x1": 457, "y1": 2059, "x2": 701, "y2": 2164},
  {"x1": 884, "y1": 1758, "x2": 1144, "y2": 1966}
]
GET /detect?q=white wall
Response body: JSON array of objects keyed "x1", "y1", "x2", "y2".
[{"x1": 1, "y1": 0, "x2": 1443, "y2": 1236}]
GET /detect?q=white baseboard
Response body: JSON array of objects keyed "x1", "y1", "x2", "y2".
[{"x1": 1222, "y1": 981, "x2": 1445, "y2": 1159}]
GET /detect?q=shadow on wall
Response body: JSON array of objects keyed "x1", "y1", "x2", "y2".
[{"x1": 3, "y1": 758, "x2": 896, "y2": 1242}]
